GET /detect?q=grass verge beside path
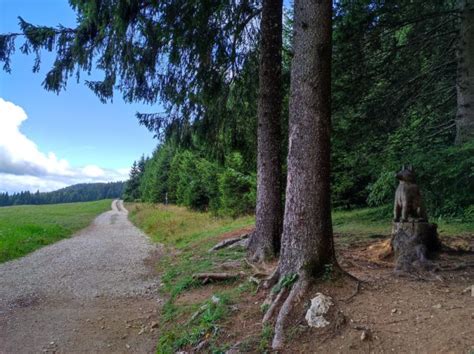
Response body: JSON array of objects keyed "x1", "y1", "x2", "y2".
[
  {"x1": 126, "y1": 203, "x2": 473, "y2": 353},
  {"x1": 126, "y1": 203, "x2": 256, "y2": 352},
  {"x1": 0, "y1": 199, "x2": 112, "y2": 263},
  {"x1": 126, "y1": 203, "x2": 254, "y2": 248}
]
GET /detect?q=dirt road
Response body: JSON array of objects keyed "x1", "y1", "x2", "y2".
[{"x1": 0, "y1": 200, "x2": 161, "y2": 353}]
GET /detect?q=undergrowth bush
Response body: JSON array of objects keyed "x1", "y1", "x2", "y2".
[{"x1": 136, "y1": 147, "x2": 255, "y2": 216}]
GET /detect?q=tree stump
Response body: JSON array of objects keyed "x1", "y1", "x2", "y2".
[{"x1": 391, "y1": 222, "x2": 440, "y2": 273}]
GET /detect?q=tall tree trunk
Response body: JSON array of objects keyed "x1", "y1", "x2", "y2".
[
  {"x1": 455, "y1": 0, "x2": 474, "y2": 144},
  {"x1": 264, "y1": 0, "x2": 335, "y2": 349},
  {"x1": 247, "y1": 0, "x2": 283, "y2": 262},
  {"x1": 278, "y1": 0, "x2": 335, "y2": 279}
]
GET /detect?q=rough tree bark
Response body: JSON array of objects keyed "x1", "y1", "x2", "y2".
[
  {"x1": 263, "y1": 0, "x2": 336, "y2": 349},
  {"x1": 455, "y1": 0, "x2": 474, "y2": 144},
  {"x1": 247, "y1": 0, "x2": 283, "y2": 262},
  {"x1": 278, "y1": 0, "x2": 334, "y2": 288}
]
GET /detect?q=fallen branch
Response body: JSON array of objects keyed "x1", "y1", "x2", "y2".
[
  {"x1": 188, "y1": 305, "x2": 208, "y2": 323},
  {"x1": 438, "y1": 262, "x2": 474, "y2": 271},
  {"x1": 193, "y1": 340, "x2": 208, "y2": 352},
  {"x1": 208, "y1": 233, "x2": 250, "y2": 252},
  {"x1": 193, "y1": 272, "x2": 243, "y2": 284}
]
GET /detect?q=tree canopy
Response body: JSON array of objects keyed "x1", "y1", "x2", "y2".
[
  {"x1": 115, "y1": 0, "x2": 472, "y2": 219},
  {"x1": 1, "y1": 0, "x2": 260, "y2": 137}
]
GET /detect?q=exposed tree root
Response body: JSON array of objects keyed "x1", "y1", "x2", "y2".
[
  {"x1": 440, "y1": 243, "x2": 474, "y2": 255},
  {"x1": 262, "y1": 287, "x2": 289, "y2": 324},
  {"x1": 334, "y1": 265, "x2": 362, "y2": 283},
  {"x1": 246, "y1": 246, "x2": 268, "y2": 264},
  {"x1": 272, "y1": 276, "x2": 310, "y2": 350},
  {"x1": 260, "y1": 267, "x2": 280, "y2": 291},
  {"x1": 244, "y1": 258, "x2": 275, "y2": 278},
  {"x1": 260, "y1": 262, "x2": 362, "y2": 349},
  {"x1": 438, "y1": 261, "x2": 474, "y2": 272},
  {"x1": 325, "y1": 263, "x2": 363, "y2": 302}
]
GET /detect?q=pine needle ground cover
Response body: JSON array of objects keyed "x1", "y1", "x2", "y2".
[
  {"x1": 0, "y1": 199, "x2": 112, "y2": 263},
  {"x1": 127, "y1": 202, "x2": 473, "y2": 353}
]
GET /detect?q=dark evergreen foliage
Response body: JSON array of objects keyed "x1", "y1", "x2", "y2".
[
  {"x1": 0, "y1": 182, "x2": 124, "y2": 207},
  {"x1": 122, "y1": 146, "x2": 256, "y2": 215},
  {"x1": 0, "y1": 0, "x2": 261, "y2": 137},
  {"x1": 330, "y1": 0, "x2": 473, "y2": 217},
  {"x1": 1, "y1": 0, "x2": 472, "y2": 218}
]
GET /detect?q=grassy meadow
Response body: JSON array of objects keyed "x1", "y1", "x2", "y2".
[{"x1": 0, "y1": 199, "x2": 112, "y2": 263}]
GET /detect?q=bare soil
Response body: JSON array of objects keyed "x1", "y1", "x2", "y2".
[
  {"x1": 0, "y1": 200, "x2": 162, "y2": 353},
  {"x1": 179, "y1": 233, "x2": 474, "y2": 353}
]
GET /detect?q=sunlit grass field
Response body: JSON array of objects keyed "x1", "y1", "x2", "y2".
[
  {"x1": 0, "y1": 200, "x2": 112, "y2": 263},
  {"x1": 126, "y1": 203, "x2": 254, "y2": 248}
]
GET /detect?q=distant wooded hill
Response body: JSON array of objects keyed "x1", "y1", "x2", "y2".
[{"x1": 0, "y1": 182, "x2": 125, "y2": 207}]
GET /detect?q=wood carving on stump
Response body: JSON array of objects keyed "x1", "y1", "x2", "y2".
[
  {"x1": 391, "y1": 165, "x2": 440, "y2": 273},
  {"x1": 391, "y1": 222, "x2": 440, "y2": 273}
]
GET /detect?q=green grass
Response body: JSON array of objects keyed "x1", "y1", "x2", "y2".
[
  {"x1": 333, "y1": 206, "x2": 474, "y2": 238},
  {"x1": 0, "y1": 200, "x2": 112, "y2": 263},
  {"x1": 128, "y1": 203, "x2": 472, "y2": 250},
  {"x1": 153, "y1": 240, "x2": 257, "y2": 353},
  {"x1": 126, "y1": 203, "x2": 257, "y2": 353},
  {"x1": 126, "y1": 203, "x2": 254, "y2": 248}
]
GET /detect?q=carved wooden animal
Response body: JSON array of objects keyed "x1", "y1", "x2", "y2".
[{"x1": 393, "y1": 165, "x2": 427, "y2": 222}]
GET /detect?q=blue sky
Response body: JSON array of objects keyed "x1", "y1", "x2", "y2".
[{"x1": 0, "y1": 0, "x2": 158, "y2": 193}]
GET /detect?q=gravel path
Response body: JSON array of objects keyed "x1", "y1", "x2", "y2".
[{"x1": 0, "y1": 200, "x2": 162, "y2": 353}]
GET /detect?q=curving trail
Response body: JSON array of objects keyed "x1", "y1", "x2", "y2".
[{"x1": 0, "y1": 200, "x2": 162, "y2": 353}]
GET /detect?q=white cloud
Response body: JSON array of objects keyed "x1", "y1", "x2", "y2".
[
  {"x1": 82, "y1": 165, "x2": 106, "y2": 178},
  {"x1": 0, "y1": 98, "x2": 129, "y2": 193},
  {"x1": 0, "y1": 174, "x2": 69, "y2": 193}
]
